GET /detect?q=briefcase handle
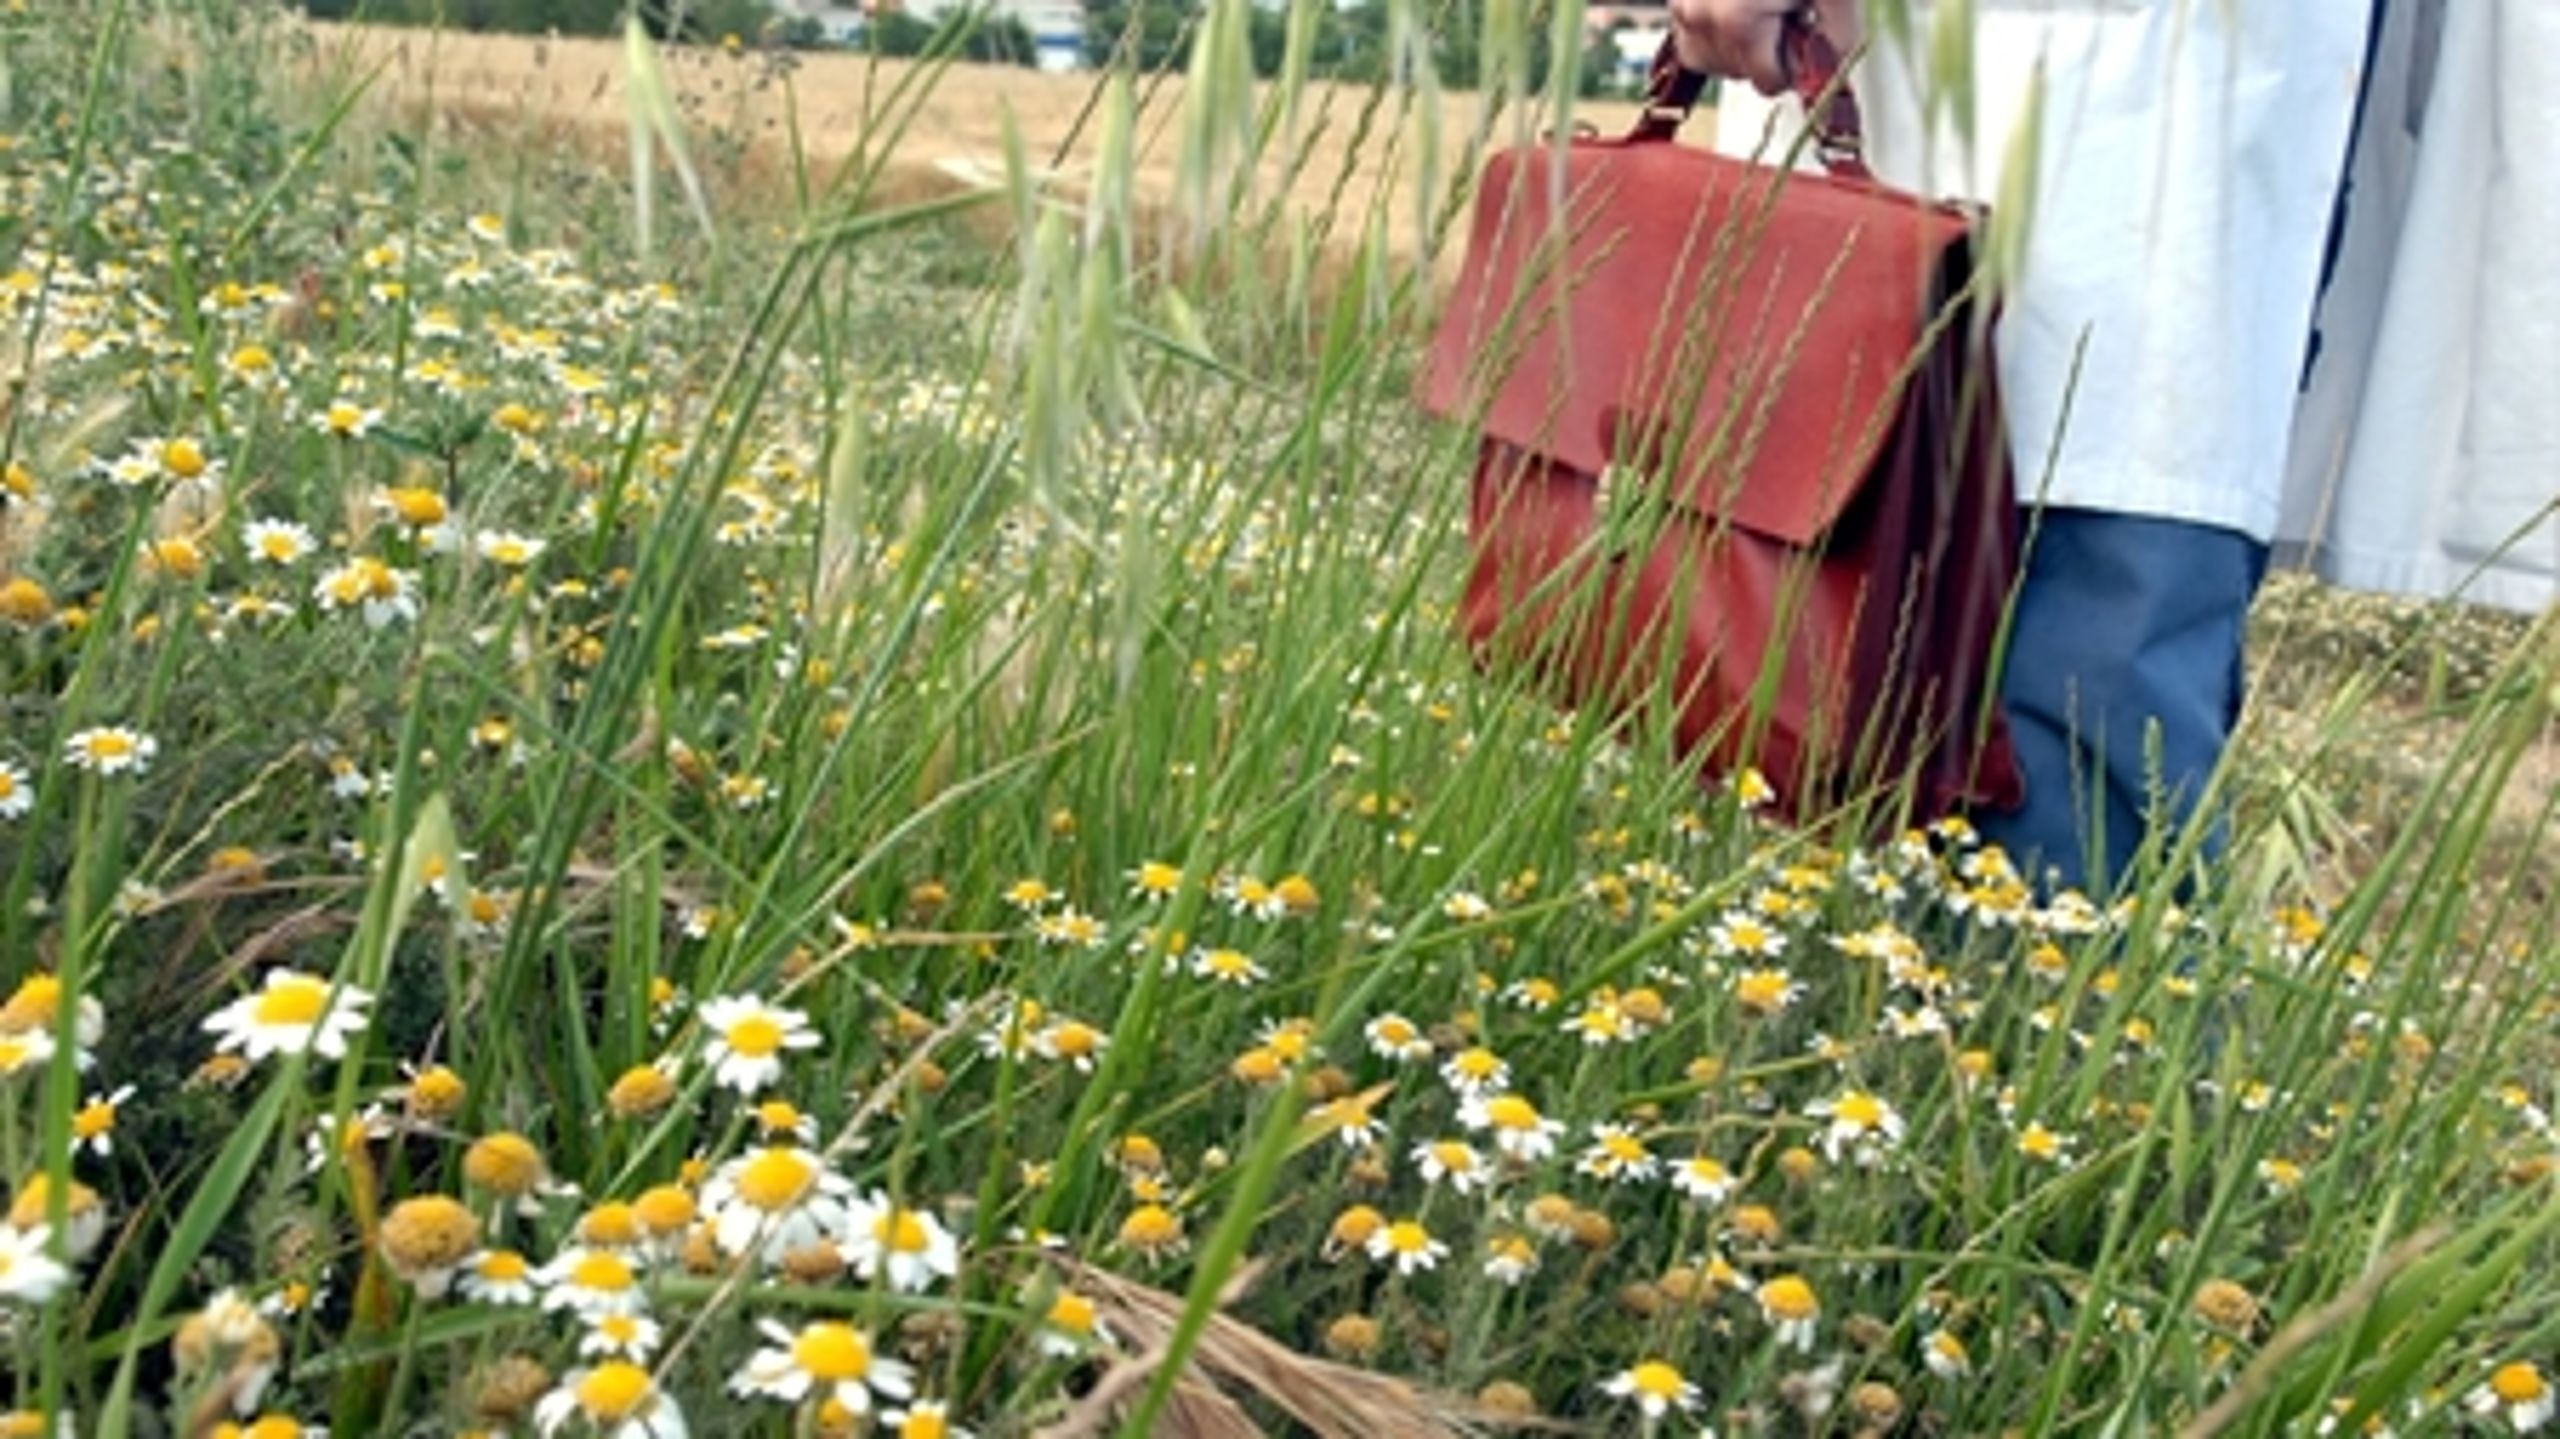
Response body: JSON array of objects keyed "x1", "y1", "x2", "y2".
[{"x1": 1636, "y1": 6, "x2": 1871, "y2": 181}]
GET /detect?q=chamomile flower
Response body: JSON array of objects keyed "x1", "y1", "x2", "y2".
[
  {"x1": 577, "y1": 1312, "x2": 663, "y2": 1362},
  {"x1": 701, "y1": 1145, "x2": 855, "y2": 1262},
  {"x1": 1439, "y1": 1046, "x2": 1510, "y2": 1097},
  {"x1": 202, "y1": 970, "x2": 373, "y2": 1062},
  {"x1": 1410, "y1": 1138, "x2": 1492, "y2": 1195},
  {"x1": 1460, "y1": 1091, "x2": 1564, "y2": 1163},
  {"x1": 458, "y1": 1248, "x2": 539, "y2": 1306},
  {"x1": 1577, "y1": 1124, "x2": 1660, "y2": 1185},
  {"x1": 0, "y1": 1224, "x2": 73, "y2": 1304},
  {"x1": 313, "y1": 400, "x2": 383, "y2": 439},
  {"x1": 64, "y1": 726, "x2": 156, "y2": 776},
  {"x1": 537, "y1": 1247, "x2": 648, "y2": 1318},
  {"x1": 696, "y1": 995, "x2": 817, "y2": 1096},
  {"x1": 69, "y1": 1084, "x2": 134, "y2": 1157},
  {"x1": 1757, "y1": 1273, "x2": 1822, "y2": 1350},
  {"x1": 1365, "y1": 1218, "x2": 1447, "y2": 1275},
  {"x1": 1482, "y1": 1233, "x2": 1539, "y2": 1285},
  {"x1": 1602, "y1": 1360, "x2": 1700, "y2": 1423},
  {"x1": 0, "y1": 762, "x2": 28, "y2": 820},
  {"x1": 532, "y1": 1363, "x2": 686, "y2": 1438},
  {"x1": 1036, "y1": 1289, "x2": 1112, "y2": 1357},
  {"x1": 1189, "y1": 947, "x2": 1266, "y2": 987},
  {"x1": 1806, "y1": 1088, "x2": 1905, "y2": 1167},
  {"x1": 375, "y1": 1195, "x2": 479, "y2": 1298},
  {"x1": 2470, "y1": 1361, "x2": 2557, "y2": 1433},
  {"x1": 1922, "y1": 1328, "x2": 1971, "y2": 1379},
  {"x1": 1669, "y1": 1155, "x2": 1738, "y2": 1205},
  {"x1": 1363, "y1": 1013, "x2": 1433, "y2": 1063},
  {"x1": 475, "y1": 529, "x2": 547, "y2": 567},
  {"x1": 844, "y1": 1193, "x2": 961, "y2": 1293},
  {"x1": 881, "y1": 1400, "x2": 970, "y2": 1439},
  {"x1": 311, "y1": 557, "x2": 419, "y2": 628},
  {"x1": 729, "y1": 1318, "x2": 914, "y2": 1416}
]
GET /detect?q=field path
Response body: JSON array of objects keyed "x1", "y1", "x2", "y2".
[{"x1": 293, "y1": 21, "x2": 1666, "y2": 264}]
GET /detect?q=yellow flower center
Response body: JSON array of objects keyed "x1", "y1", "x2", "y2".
[
  {"x1": 1628, "y1": 1360, "x2": 1686, "y2": 1400},
  {"x1": 633, "y1": 1185, "x2": 695, "y2": 1235},
  {"x1": 1429, "y1": 1142, "x2": 1475, "y2": 1172},
  {"x1": 1047, "y1": 1292, "x2": 1096, "y2": 1334},
  {"x1": 580, "y1": 1203, "x2": 642, "y2": 1247},
  {"x1": 1119, "y1": 1204, "x2": 1181, "y2": 1249},
  {"x1": 1046, "y1": 1022, "x2": 1099, "y2": 1058},
  {"x1": 725, "y1": 1013, "x2": 785, "y2": 1058},
  {"x1": 384, "y1": 488, "x2": 446, "y2": 527},
  {"x1": 1382, "y1": 1221, "x2": 1431, "y2": 1254},
  {"x1": 71, "y1": 1098, "x2": 116, "y2": 1140},
  {"x1": 85, "y1": 732, "x2": 135, "y2": 762},
  {"x1": 1601, "y1": 1133, "x2": 1646, "y2": 1162},
  {"x1": 568, "y1": 1252, "x2": 635, "y2": 1293},
  {"x1": 575, "y1": 1362, "x2": 653, "y2": 1420},
  {"x1": 792, "y1": 1322, "x2": 872, "y2": 1381},
  {"x1": 2493, "y1": 1362, "x2": 2549, "y2": 1404},
  {"x1": 875, "y1": 1210, "x2": 932, "y2": 1255},
  {"x1": 734, "y1": 1148, "x2": 816, "y2": 1211},
  {"x1": 1834, "y1": 1092, "x2": 1886, "y2": 1129},
  {"x1": 1761, "y1": 1274, "x2": 1819, "y2": 1322},
  {"x1": 1483, "y1": 1095, "x2": 1540, "y2": 1131},
  {"x1": 1450, "y1": 1048, "x2": 1500, "y2": 1079},
  {"x1": 162, "y1": 439, "x2": 207, "y2": 479},
  {"x1": 477, "y1": 1250, "x2": 529, "y2": 1281},
  {"x1": 249, "y1": 977, "x2": 329, "y2": 1027}
]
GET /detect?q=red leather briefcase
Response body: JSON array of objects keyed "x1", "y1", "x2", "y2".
[{"x1": 1417, "y1": 31, "x2": 2025, "y2": 826}]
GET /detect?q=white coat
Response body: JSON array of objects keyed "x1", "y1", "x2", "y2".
[{"x1": 1713, "y1": 0, "x2": 2559, "y2": 614}]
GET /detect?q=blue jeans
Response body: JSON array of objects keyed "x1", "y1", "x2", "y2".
[{"x1": 1974, "y1": 510, "x2": 2269, "y2": 894}]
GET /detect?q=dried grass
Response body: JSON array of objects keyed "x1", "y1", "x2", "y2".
[{"x1": 1034, "y1": 1255, "x2": 1569, "y2": 1438}]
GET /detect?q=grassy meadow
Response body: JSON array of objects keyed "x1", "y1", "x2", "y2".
[{"x1": 1, "y1": 2, "x2": 2556, "y2": 1435}]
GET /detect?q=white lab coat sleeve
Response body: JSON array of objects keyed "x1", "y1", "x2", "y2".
[{"x1": 2281, "y1": 0, "x2": 2560, "y2": 614}]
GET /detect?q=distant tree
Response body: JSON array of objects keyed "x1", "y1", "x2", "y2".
[
  {"x1": 864, "y1": 9, "x2": 1040, "y2": 65},
  {"x1": 1081, "y1": 0, "x2": 1197, "y2": 72}
]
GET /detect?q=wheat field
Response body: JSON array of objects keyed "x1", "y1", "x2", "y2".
[{"x1": 291, "y1": 20, "x2": 1662, "y2": 263}]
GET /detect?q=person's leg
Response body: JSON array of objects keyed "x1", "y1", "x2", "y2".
[{"x1": 1975, "y1": 509, "x2": 2268, "y2": 895}]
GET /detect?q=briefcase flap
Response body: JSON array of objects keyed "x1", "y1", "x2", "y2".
[{"x1": 1419, "y1": 139, "x2": 1981, "y2": 545}]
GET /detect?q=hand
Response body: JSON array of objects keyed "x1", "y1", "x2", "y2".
[{"x1": 1665, "y1": 0, "x2": 1835, "y2": 97}]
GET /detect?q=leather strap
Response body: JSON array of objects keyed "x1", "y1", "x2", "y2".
[{"x1": 1636, "y1": 8, "x2": 1871, "y2": 181}]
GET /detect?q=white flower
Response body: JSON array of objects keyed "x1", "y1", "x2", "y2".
[
  {"x1": 1576, "y1": 1124, "x2": 1660, "y2": 1185},
  {"x1": 536, "y1": 1247, "x2": 648, "y2": 1317},
  {"x1": 1458, "y1": 1091, "x2": 1563, "y2": 1163},
  {"x1": 1362, "y1": 1013, "x2": 1433, "y2": 1063},
  {"x1": 475, "y1": 529, "x2": 547, "y2": 567},
  {"x1": 578, "y1": 1312, "x2": 664, "y2": 1362},
  {"x1": 696, "y1": 995, "x2": 818, "y2": 1096},
  {"x1": 63, "y1": 726, "x2": 157, "y2": 776},
  {"x1": 0, "y1": 760, "x2": 34, "y2": 819},
  {"x1": 0, "y1": 1223, "x2": 73, "y2": 1304},
  {"x1": 843, "y1": 1192, "x2": 962, "y2": 1293},
  {"x1": 700, "y1": 1145, "x2": 855, "y2": 1263},
  {"x1": 1409, "y1": 1139, "x2": 1491, "y2": 1196},
  {"x1": 533, "y1": 1363, "x2": 686, "y2": 1438},
  {"x1": 2472, "y1": 1362, "x2": 2558, "y2": 1434},
  {"x1": 728, "y1": 1318, "x2": 914, "y2": 1416},
  {"x1": 201, "y1": 970, "x2": 373, "y2": 1062},
  {"x1": 240, "y1": 514, "x2": 314, "y2": 560},
  {"x1": 1603, "y1": 1360, "x2": 1701, "y2": 1421},
  {"x1": 458, "y1": 1249, "x2": 540, "y2": 1306},
  {"x1": 1363, "y1": 1218, "x2": 1447, "y2": 1276},
  {"x1": 1805, "y1": 1089, "x2": 1905, "y2": 1167},
  {"x1": 311, "y1": 557, "x2": 420, "y2": 628},
  {"x1": 882, "y1": 1401, "x2": 973, "y2": 1439},
  {"x1": 1669, "y1": 1155, "x2": 1739, "y2": 1206}
]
